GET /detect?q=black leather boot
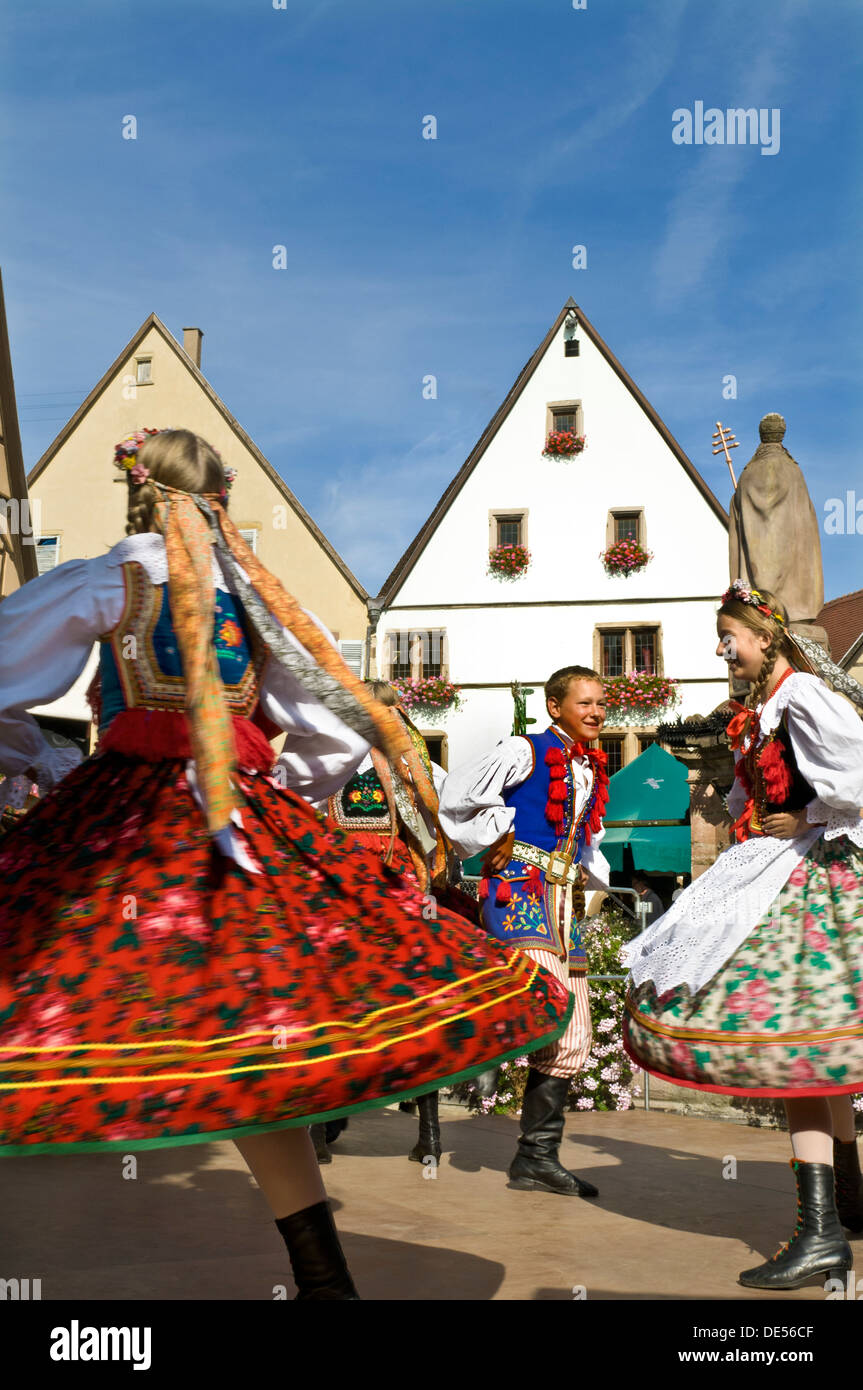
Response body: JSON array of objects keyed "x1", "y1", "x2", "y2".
[
  {"x1": 408, "y1": 1091, "x2": 442, "y2": 1163},
  {"x1": 738, "y1": 1160, "x2": 853, "y2": 1289},
  {"x1": 310, "y1": 1123, "x2": 331, "y2": 1164},
  {"x1": 275, "y1": 1200, "x2": 360, "y2": 1300},
  {"x1": 507, "y1": 1069, "x2": 598, "y2": 1197},
  {"x1": 325, "y1": 1117, "x2": 348, "y2": 1146},
  {"x1": 468, "y1": 1067, "x2": 500, "y2": 1111},
  {"x1": 834, "y1": 1137, "x2": 863, "y2": 1232}
]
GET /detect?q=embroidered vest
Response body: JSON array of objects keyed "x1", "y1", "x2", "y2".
[
  {"x1": 327, "y1": 725, "x2": 434, "y2": 830},
  {"x1": 98, "y1": 562, "x2": 266, "y2": 733},
  {"x1": 480, "y1": 728, "x2": 602, "y2": 966},
  {"x1": 744, "y1": 715, "x2": 816, "y2": 835}
]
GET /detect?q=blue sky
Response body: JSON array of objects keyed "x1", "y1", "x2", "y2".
[{"x1": 2, "y1": 0, "x2": 861, "y2": 601}]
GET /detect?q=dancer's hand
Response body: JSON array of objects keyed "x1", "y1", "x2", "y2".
[
  {"x1": 762, "y1": 809, "x2": 810, "y2": 840},
  {"x1": 483, "y1": 830, "x2": 515, "y2": 875}
]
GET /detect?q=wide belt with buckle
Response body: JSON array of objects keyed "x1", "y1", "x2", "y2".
[{"x1": 511, "y1": 840, "x2": 584, "y2": 887}]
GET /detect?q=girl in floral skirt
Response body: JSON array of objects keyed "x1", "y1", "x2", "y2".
[
  {"x1": 623, "y1": 581, "x2": 863, "y2": 1290},
  {"x1": 0, "y1": 428, "x2": 573, "y2": 1300}
]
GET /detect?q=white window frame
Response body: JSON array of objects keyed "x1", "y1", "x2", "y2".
[{"x1": 135, "y1": 357, "x2": 153, "y2": 385}]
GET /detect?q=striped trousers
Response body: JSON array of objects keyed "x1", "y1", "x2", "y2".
[{"x1": 524, "y1": 949, "x2": 592, "y2": 1079}]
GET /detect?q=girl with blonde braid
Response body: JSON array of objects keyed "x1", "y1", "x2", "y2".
[
  {"x1": 0, "y1": 428, "x2": 574, "y2": 1300},
  {"x1": 624, "y1": 582, "x2": 863, "y2": 1290}
]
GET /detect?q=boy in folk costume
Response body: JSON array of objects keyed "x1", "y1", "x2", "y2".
[
  {"x1": 439, "y1": 666, "x2": 610, "y2": 1196},
  {"x1": 624, "y1": 582, "x2": 863, "y2": 1289},
  {"x1": 0, "y1": 428, "x2": 575, "y2": 1300}
]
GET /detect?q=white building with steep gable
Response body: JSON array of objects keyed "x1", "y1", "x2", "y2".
[{"x1": 374, "y1": 299, "x2": 730, "y2": 774}]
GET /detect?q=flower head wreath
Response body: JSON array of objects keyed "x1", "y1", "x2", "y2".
[
  {"x1": 113, "y1": 428, "x2": 237, "y2": 503},
  {"x1": 720, "y1": 579, "x2": 786, "y2": 626}
]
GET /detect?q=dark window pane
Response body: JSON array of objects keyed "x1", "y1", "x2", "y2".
[
  {"x1": 614, "y1": 513, "x2": 640, "y2": 543},
  {"x1": 639, "y1": 736, "x2": 657, "y2": 754},
  {"x1": 424, "y1": 735, "x2": 445, "y2": 766},
  {"x1": 601, "y1": 632, "x2": 623, "y2": 677},
  {"x1": 497, "y1": 517, "x2": 521, "y2": 547},
  {"x1": 553, "y1": 411, "x2": 575, "y2": 433},
  {"x1": 634, "y1": 629, "x2": 657, "y2": 673},
  {"x1": 389, "y1": 632, "x2": 413, "y2": 680},
  {"x1": 421, "y1": 630, "x2": 444, "y2": 679},
  {"x1": 600, "y1": 738, "x2": 623, "y2": 775}
]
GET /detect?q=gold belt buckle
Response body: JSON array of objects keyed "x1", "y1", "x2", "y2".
[{"x1": 545, "y1": 850, "x2": 573, "y2": 885}]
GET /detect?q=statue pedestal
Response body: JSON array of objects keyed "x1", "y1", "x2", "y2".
[{"x1": 686, "y1": 770, "x2": 732, "y2": 878}]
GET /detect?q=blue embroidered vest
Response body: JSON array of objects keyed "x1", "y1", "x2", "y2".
[
  {"x1": 480, "y1": 727, "x2": 600, "y2": 967},
  {"x1": 99, "y1": 562, "x2": 265, "y2": 734}
]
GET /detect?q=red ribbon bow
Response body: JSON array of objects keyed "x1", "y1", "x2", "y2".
[{"x1": 726, "y1": 701, "x2": 758, "y2": 751}]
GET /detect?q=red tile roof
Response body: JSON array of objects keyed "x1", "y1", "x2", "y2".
[{"x1": 818, "y1": 589, "x2": 863, "y2": 664}]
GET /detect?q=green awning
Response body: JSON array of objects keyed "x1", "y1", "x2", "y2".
[
  {"x1": 604, "y1": 742, "x2": 690, "y2": 822},
  {"x1": 601, "y1": 824, "x2": 691, "y2": 874}
]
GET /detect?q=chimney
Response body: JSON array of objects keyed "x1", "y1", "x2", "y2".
[{"x1": 183, "y1": 327, "x2": 203, "y2": 368}]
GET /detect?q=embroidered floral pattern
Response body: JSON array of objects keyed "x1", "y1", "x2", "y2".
[
  {"x1": 0, "y1": 753, "x2": 572, "y2": 1152},
  {"x1": 624, "y1": 837, "x2": 863, "y2": 1095}
]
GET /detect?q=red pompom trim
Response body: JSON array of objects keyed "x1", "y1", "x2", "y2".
[
  {"x1": 547, "y1": 780, "x2": 567, "y2": 803},
  {"x1": 495, "y1": 879, "x2": 512, "y2": 905},
  {"x1": 478, "y1": 877, "x2": 490, "y2": 901},
  {"x1": 526, "y1": 866, "x2": 544, "y2": 899},
  {"x1": 758, "y1": 740, "x2": 793, "y2": 801},
  {"x1": 545, "y1": 748, "x2": 566, "y2": 767}
]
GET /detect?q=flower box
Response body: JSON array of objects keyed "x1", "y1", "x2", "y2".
[
  {"x1": 601, "y1": 537, "x2": 652, "y2": 576},
  {"x1": 488, "y1": 543, "x2": 531, "y2": 580},
  {"x1": 542, "y1": 429, "x2": 586, "y2": 462},
  {"x1": 602, "y1": 672, "x2": 680, "y2": 726},
  {"x1": 391, "y1": 676, "x2": 463, "y2": 721}
]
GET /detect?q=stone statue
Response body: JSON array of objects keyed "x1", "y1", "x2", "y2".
[{"x1": 728, "y1": 414, "x2": 830, "y2": 650}]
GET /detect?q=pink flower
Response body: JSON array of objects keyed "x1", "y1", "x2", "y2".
[
  {"x1": 138, "y1": 911, "x2": 176, "y2": 940},
  {"x1": 725, "y1": 992, "x2": 747, "y2": 1011},
  {"x1": 805, "y1": 929, "x2": 829, "y2": 951},
  {"x1": 790, "y1": 1057, "x2": 817, "y2": 1082},
  {"x1": 671, "y1": 1041, "x2": 695, "y2": 1068},
  {"x1": 746, "y1": 979, "x2": 769, "y2": 996},
  {"x1": 827, "y1": 863, "x2": 858, "y2": 893},
  {"x1": 749, "y1": 1000, "x2": 772, "y2": 1022},
  {"x1": 788, "y1": 863, "x2": 809, "y2": 887},
  {"x1": 304, "y1": 919, "x2": 348, "y2": 949}
]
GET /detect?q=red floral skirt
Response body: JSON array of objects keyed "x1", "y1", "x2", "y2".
[{"x1": 0, "y1": 752, "x2": 571, "y2": 1153}]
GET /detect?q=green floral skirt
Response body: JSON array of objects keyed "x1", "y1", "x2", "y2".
[{"x1": 624, "y1": 837, "x2": 863, "y2": 1097}]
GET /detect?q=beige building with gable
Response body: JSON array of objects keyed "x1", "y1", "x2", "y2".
[{"x1": 26, "y1": 313, "x2": 369, "y2": 737}]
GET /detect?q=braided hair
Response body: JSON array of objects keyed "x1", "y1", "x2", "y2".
[
  {"x1": 121, "y1": 430, "x2": 226, "y2": 535},
  {"x1": 718, "y1": 587, "x2": 797, "y2": 708}
]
